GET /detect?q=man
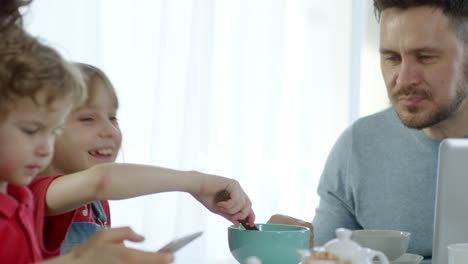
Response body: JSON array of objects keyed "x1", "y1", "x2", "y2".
[{"x1": 268, "y1": 1, "x2": 468, "y2": 263}]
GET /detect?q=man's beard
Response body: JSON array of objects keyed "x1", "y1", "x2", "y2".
[{"x1": 393, "y1": 67, "x2": 468, "y2": 130}]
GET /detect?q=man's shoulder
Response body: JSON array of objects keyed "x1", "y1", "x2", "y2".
[
  {"x1": 352, "y1": 107, "x2": 399, "y2": 130},
  {"x1": 342, "y1": 107, "x2": 407, "y2": 145},
  {"x1": 349, "y1": 107, "x2": 402, "y2": 132}
]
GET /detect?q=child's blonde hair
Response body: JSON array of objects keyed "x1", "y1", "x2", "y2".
[
  {"x1": 0, "y1": 27, "x2": 86, "y2": 119},
  {"x1": 74, "y1": 62, "x2": 118, "y2": 109}
]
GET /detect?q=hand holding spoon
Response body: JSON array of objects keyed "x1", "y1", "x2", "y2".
[{"x1": 214, "y1": 189, "x2": 258, "y2": 230}]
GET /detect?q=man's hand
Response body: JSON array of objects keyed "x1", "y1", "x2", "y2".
[{"x1": 267, "y1": 214, "x2": 314, "y2": 248}]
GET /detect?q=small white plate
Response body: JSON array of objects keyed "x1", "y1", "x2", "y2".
[
  {"x1": 390, "y1": 253, "x2": 424, "y2": 264},
  {"x1": 374, "y1": 253, "x2": 424, "y2": 264}
]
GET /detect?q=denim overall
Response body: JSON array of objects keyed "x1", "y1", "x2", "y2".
[{"x1": 60, "y1": 201, "x2": 107, "y2": 254}]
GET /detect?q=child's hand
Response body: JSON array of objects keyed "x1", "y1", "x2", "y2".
[
  {"x1": 67, "y1": 227, "x2": 174, "y2": 264},
  {"x1": 192, "y1": 175, "x2": 255, "y2": 226}
]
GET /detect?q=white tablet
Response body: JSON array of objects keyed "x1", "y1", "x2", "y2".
[
  {"x1": 432, "y1": 139, "x2": 468, "y2": 264},
  {"x1": 158, "y1": 231, "x2": 203, "y2": 253}
]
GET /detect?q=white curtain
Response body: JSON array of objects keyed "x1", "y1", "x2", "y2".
[{"x1": 24, "y1": 0, "x2": 386, "y2": 263}]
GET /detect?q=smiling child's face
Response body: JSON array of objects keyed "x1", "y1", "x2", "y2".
[
  {"x1": 0, "y1": 93, "x2": 72, "y2": 191},
  {"x1": 48, "y1": 78, "x2": 122, "y2": 174}
]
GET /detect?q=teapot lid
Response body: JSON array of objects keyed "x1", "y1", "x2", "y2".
[{"x1": 323, "y1": 228, "x2": 361, "y2": 259}]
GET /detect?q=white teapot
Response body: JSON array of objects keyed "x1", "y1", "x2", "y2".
[{"x1": 299, "y1": 228, "x2": 390, "y2": 264}]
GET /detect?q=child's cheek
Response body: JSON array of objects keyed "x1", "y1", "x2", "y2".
[{"x1": 0, "y1": 158, "x2": 21, "y2": 178}]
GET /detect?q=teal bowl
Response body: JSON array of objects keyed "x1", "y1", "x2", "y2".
[{"x1": 228, "y1": 223, "x2": 310, "y2": 264}]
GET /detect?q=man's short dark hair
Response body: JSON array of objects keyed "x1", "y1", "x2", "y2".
[
  {"x1": 374, "y1": 0, "x2": 468, "y2": 19},
  {"x1": 373, "y1": 0, "x2": 468, "y2": 42}
]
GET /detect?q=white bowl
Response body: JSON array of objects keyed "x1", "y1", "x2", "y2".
[{"x1": 351, "y1": 229, "x2": 411, "y2": 261}]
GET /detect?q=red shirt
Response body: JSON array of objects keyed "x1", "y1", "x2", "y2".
[
  {"x1": 29, "y1": 175, "x2": 111, "y2": 256},
  {"x1": 70, "y1": 200, "x2": 111, "y2": 227},
  {"x1": 0, "y1": 184, "x2": 43, "y2": 263},
  {"x1": 29, "y1": 176, "x2": 76, "y2": 258}
]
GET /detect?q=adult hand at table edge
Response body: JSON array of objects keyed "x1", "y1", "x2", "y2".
[{"x1": 267, "y1": 214, "x2": 314, "y2": 248}]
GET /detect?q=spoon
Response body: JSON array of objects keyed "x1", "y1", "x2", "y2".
[{"x1": 214, "y1": 190, "x2": 259, "y2": 230}]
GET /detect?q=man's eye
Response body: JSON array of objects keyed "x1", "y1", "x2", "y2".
[
  {"x1": 383, "y1": 55, "x2": 400, "y2": 63},
  {"x1": 418, "y1": 55, "x2": 436, "y2": 63},
  {"x1": 110, "y1": 116, "x2": 118, "y2": 123}
]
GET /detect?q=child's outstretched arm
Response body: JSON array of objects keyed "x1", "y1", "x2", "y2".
[{"x1": 44, "y1": 163, "x2": 254, "y2": 225}]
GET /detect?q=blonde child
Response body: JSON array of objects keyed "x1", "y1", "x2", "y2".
[
  {"x1": 0, "y1": 24, "x2": 174, "y2": 264},
  {"x1": 33, "y1": 62, "x2": 255, "y2": 254}
]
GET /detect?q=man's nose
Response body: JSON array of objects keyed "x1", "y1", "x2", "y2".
[{"x1": 396, "y1": 59, "x2": 422, "y2": 88}]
